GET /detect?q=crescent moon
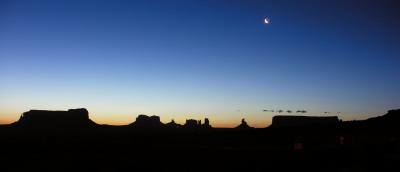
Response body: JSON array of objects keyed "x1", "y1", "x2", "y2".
[{"x1": 264, "y1": 18, "x2": 270, "y2": 24}]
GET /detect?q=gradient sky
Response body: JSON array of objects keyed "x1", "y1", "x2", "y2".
[{"x1": 1, "y1": 0, "x2": 399, "y2": 127}]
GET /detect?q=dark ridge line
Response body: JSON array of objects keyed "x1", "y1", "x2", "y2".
[{"x1": 1, "y1": 108, "x2": 399, "y2": 130}]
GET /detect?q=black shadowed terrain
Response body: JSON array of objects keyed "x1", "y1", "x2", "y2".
[{"x1": 1, "y1": 109, "x2": 399, "y2": 171}]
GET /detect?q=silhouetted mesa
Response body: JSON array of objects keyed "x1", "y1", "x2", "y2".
[
  {"x1": 183, "y1": 119, "x2": 199, "y2": 128},
  {"x1": 16, "y1": 108, "x2": 95, "y2": 129},
  {"x1": 130, "y1": 114, "x2": 163, "y2": 128},
  {"x1": 270, "y1": 115, "x2": 339, "y2": 128}
]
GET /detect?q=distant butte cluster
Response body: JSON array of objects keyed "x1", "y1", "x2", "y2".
[
  {"x1": 130, "y1": 114, "x2": 212, "y2": 129},
  {"x1": 13, "y1": 108, "x2": 252, "y2": 130}
]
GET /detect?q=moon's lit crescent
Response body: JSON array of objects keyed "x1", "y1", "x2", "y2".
[{"x1": 264, "y1": 18, "x2": 270, "y2": 24}]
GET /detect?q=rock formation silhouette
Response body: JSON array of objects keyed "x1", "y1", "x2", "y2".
[
  {"x1": 183, "y1": 118, "x2": 212, "y2": 128},
  {"x1": 202, "y1": 118, "x2": 211, "y2": 128},
  {"x1": 165, "y1": 119, "x2": 181, "y2": 128},
  {"x1": 184, "y1": 119, "x2": 198, "y2": 128},
  {"x1": 235, "y1": 118, "x2": 252, "y2": 129},
  {"x1": 130, "y1": 114, "x2": 163, "y2": 128}
]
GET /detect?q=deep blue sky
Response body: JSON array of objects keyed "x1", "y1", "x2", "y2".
[{"x1": 1, "y1": 0, "x2": 399, "y2": 127}]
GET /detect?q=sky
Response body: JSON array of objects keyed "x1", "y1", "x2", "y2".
[{"x1": 1, "y1": 0, "x2": 399, "y2": 128}]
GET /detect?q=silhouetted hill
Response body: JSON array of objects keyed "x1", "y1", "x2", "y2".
[
  {"x1": 365, "y1": 109, "x2": 400, "y2": 126},
  {"x1": 270, "y1": 115, "x2": 339, "y2": 128},
  {"x1": 342, "y1": 109, "x2": 400, "y2": 133},
  {"x1": 14, "y1": 108, "x2": 96, "y2": 130}
]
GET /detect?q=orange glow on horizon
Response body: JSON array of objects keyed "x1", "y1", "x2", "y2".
[{"x1": 1, "y1": 109, "x2": 376, "y2": 128}]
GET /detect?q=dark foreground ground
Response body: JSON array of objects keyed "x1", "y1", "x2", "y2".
[
  {"x1": 1, "y1": 125, "x2": 399, "y2": 172},
  {"x1": 1, "y1": 109, "x2": 399, "y2": 171}
]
